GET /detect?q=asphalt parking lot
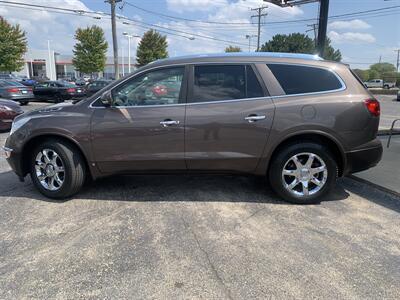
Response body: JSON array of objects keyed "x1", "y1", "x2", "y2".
[{"x1": 0, "y1": 100, "x2": 399, "y2": 299}]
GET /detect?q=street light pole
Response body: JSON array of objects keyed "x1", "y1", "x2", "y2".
[
  {"x1": 47, "y1": 40, "x2": 52, "y2": 80},
  {"x1": 123, "y1": 32, "x2": 140, "y2": 74},
  {"x1": 246, "y1": 34, "x2": 257, "y2": 52},
  {"x1": 128, "y1": 35, "x2": 131, "y2": 73},
  {"x1": 122, "y1": 46, "x2": 125, "y2": 77}
]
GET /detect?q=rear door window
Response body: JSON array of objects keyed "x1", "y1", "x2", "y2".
[
  {"x1": 190, "y1": 65, "x2": 264, "y2": 103},
  {"x1": 267, "y1": 64, "x2": 343, "y2": 95}
]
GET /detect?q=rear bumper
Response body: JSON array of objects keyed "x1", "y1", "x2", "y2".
[
  {"x1": 344, "y1": 139, "x2": 383, "y2": 175},
  {"x1": 0, "y1": 119, "x2": 12, "y2": 131}
]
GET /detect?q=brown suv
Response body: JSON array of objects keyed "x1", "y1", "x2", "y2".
[{"x1": 3, "y1": 53, "x2": 382, "y2": 204}]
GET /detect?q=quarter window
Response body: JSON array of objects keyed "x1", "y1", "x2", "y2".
[
  {"x1": 191, "y1": 65, "x2": 264, "y2": 103},
  {"x1": 112, "y1": 67, "x2": 184, "y2": 106},
  {"x1": 267, "y1": 64, "x2": 343, "y2": 95}
]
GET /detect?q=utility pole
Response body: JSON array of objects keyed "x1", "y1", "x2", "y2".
[
  {"x1": 251, "y1": 6, "x2": 268, "y2": 52},
  {"x1": 106, "y1": 0, "x2": 122, "y2": 79},
  {"x1": 317, "y1": 0, "x2": 329, "y2": 57},
  {"x1": 379, "y1": 55, "x2": 382, "y2": 64},
  {"x1": 306, "y1": 23, "x2": 318, "y2": 46},
  {"x1": 395, "y1": 49, "x2": 400, "y2": 72}
]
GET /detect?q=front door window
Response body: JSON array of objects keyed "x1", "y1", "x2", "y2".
[{"x1": 112, "y1": 67, "x2": 184, "y2": 106}]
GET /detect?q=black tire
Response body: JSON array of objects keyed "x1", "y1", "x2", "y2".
[
  {"x1": 383, "y1": 85, "x2": 389, "y2": 89},
  {"x1": 20, "y1": 101, "x2": 29, "y2": 106},
  {"x1": 268, "y1": 142, "x2": 338, "y2": 204},
  {"x1": 30, "y1": 139, "x2": 86, "y2": 199},
  {"x1": 54, "y1": 94, "x2": 64, "y2": 103}
]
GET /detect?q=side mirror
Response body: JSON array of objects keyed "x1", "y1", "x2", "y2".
[{"x1": 100, "y1": 90, "x2": 113, "y2": 107}]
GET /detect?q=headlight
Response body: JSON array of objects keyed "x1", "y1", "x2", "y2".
[
  {"x1": 0, "y1": 105, "x2": 13, "y2": 111},
  {"x1": 10, "y1": 117, "x2": 31, "y2": 135}
]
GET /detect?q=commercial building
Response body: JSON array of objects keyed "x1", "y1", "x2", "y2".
[{"x1": 16, "y1": 49, "x2": 136, "y2": 80}]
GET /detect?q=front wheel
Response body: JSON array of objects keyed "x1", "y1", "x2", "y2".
[
  {"x1": 269, "y1": 142, "x2": 338, "y2": 204},
  {"x1": 30, "y1": 140, "x2": 86, "y2": 199}
]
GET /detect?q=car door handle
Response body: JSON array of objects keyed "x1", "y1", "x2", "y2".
[
  {"x1": 245, "y1": 115, "x2": 266, "y2": 123},
  {"x1": 160, "y1": 119, "x2": 180, "y2": 127}
]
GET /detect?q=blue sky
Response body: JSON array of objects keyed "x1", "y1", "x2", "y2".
[{"x1": 1, "y1": 0, "x2": 399, "y2": 69}]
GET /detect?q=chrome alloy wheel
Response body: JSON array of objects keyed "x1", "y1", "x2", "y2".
[
  {"x1": 281, "y1": 152, "x2": 328, "y2": 197},
  {"x1": 35, "y1": 149, "x2": 65, "y2": 191}
]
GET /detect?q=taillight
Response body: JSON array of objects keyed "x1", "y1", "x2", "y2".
[
  {"x1": 364, "y1": 99, "x2": 380, "y2": 117},
  {"x1": 7, "y1": 88, "x2": 19, "y2": 93},
  {"x1": 67, "y1": 88, "x2": 76, "y2": 93}
]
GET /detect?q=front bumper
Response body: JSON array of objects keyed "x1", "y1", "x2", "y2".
[
  {"x1": 2, "y1": 146, "x2": 25, "y2": 179},
  {"x1": 344, "y1": 138, "x2": 383, "y2": 175}
]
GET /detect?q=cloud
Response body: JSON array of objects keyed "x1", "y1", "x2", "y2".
[
  {"x1": 166, "y1": 0, "x2": 227, "y2": 13},
  {"x1": 328, "y1": 31, "x2": 376, "y2": 44},
  {"x1": 0, "y1": 0, "x2": 141, "y2": 56},
  {"x1": 329, "y1": 19, "x2": 371, "y2": 30}
]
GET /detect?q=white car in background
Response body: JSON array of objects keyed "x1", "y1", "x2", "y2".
[{"x1": 364, "y1": 79, "x2": 396, "y2": 89}]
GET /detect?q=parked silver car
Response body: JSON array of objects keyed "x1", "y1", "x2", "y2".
[{"x1": 0, "y1": 80, "x2": 34, "y2": 105}]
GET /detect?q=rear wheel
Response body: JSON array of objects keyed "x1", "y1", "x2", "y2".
[
  {"x1": 30, "y1": 140, "x2": 86, "y2": 199},
  {"x1": 269, "y1": 142, "x2": 338, "y2": 204},
  {"x1": 54, "y1": 94, "x2": 64, "y2": 103}
]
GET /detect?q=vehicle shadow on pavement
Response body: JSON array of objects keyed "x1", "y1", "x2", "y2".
[
  {"x1": 0, "y1": 170, "x2": 349, "y2": 205},
  {"x1": 342, "y1": 177, "x2": 400, "y2": 213}
]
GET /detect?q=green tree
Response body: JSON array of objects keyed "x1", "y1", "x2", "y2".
[
  {"x1": 225, "y1": 45, "x2": 242, "y2": 52},
  {"x1": 72, "y1": 25, "x2": 108, "y2": 75},
  {"x1": 260, "y1": 33, "x2": 342, "y2": 61},
  {"x1": 352, "y1": 69, "x2": 369, "y2": 81},
  {"x1": 323, "y1": 38, "x2": 342, "y2": 61},
  {"x1": 260, "y1": 33, "x2": 314, "y2": 54},
  {"x1": 0, "y1": 17, "x2": 27, "y2": 72},
  {"x1": 369, "y1": 62, "x2": 396, "y2": 77},
  {"x1": 136, "y1": 30, "x2": 168, "y2": 66}
]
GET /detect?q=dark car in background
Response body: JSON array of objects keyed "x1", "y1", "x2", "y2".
[
  {"x1": 0, "y1": 99, "x2": 23, "y2": 131},
  {"x1": 0, "y1": 80, "x2": 34, "y2": 105},
  {"x1": 85, "y1": 79, "x2": 112, "y2": 96},
  {"x1": 33, "y1": 81, "x2": 85, "y2": 102}
]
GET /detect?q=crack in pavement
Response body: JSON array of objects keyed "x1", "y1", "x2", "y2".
[{"x1": 180, "y1": 214, "x2": 234, "y2": 300}]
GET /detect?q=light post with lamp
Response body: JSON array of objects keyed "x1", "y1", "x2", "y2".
[
  {"x1": 245, "y1": 34, "x2": 257, "y2": 52},
  {"x1": 123, "y1": 32, "x2": 140, "y2": 74}
]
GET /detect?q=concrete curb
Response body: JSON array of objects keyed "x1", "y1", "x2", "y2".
[
  {"x1": 377, "y1": 130, "x2": 400, "y2": 136},
  {"x1": 348, "y1": 175, "x2": 400, "y2": 198}
]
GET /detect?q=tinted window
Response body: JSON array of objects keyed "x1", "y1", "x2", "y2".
[
  {"x1": 246, "y1": 66, "x2": 264, "y2": 98},
  {"x1": 192, "y1": 65, "x2": 245, "y2": 102},
  {"x1": 267, "y1": 64, "x2": 342, "y2": 95},
  {"x1": 112, "y1": 67, "x2": 184, "y2": 106},
  {"x1": 191, "y1": 65, "x2": 265, "y2": 103}
]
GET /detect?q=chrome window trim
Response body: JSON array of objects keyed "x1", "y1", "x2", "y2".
[
  {"x1": 185, "y1": 96, "x2": 273, "y2": 106},
  {"x1": 265, "y1": 62, "x2": 347, "y2": 98},
  {"x1": 89, "y1": 60, "x2": 345, "y2": 108}
]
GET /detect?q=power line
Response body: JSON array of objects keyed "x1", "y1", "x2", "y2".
[
  {"x1": 0, "y1": 0, "x2": 248, "y2": 47},
  {"x1": 1, "y1": 0, "x2": 399, "y2": 50},
  {"x1": 124, "y1": 1, "x2": 257, "y2": 25}
]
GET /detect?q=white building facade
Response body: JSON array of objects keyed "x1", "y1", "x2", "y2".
[{"x1": 16, "y1": 49, "x2": 136, "y2": 80}]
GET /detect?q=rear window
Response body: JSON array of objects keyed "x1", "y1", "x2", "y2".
[
  {"x1": 3, "y1": 80, "x2": 24, "y2": 86},
  {"x1": 267, "y1": 64, "x2": 343, "y2": 95}
]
